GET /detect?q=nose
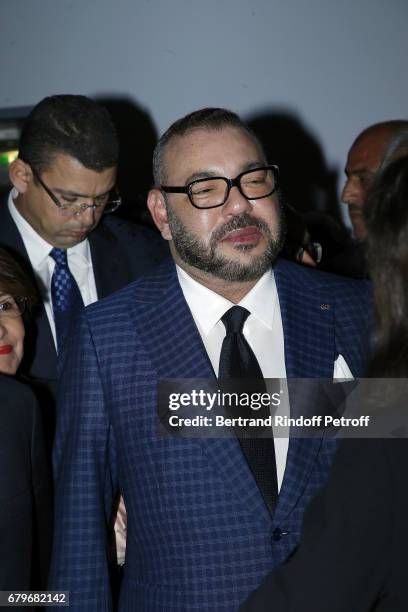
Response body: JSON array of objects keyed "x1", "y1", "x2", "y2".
[
  {"x1": 341, "y1": 177, "x2": 364, "y2": 207},
  {"x1": 76, "y1": 204, "x2": 97, "y2": 225},
  {"x1": 222, "y1": 184, "x2": 253, "y2": 216}
]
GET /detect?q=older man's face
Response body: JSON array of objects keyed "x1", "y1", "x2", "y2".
[
  {"x1": 155, "y1": 126, "x2": 284, "y2": 282},
  {"x1": 341, "y1": 130, "x2": 391, "y2": 241}
]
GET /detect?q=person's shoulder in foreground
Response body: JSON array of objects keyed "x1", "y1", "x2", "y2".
[
  {"x1": 0, "y1": 370, "x2": 37, "y2": 405},
  {"x1": 240, "y1": 437, "x2": 408, "y2": 612},
  {"x1": 0, "y1": 374, "x2": 52, "y2": 590}
]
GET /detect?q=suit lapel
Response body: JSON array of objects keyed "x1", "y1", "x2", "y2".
[
  {"x1": 273, "y1": 259, "x2": 335, "y2": 521},
  {"x1": 89, "y1": 223, "x2": 132, "y2": 299},
  {"x1": 274, "y1": 259, "x2": 335, "y2": 379},
  {"x1": 132, "y1": 261, "x2": 271, "y2": 525}
]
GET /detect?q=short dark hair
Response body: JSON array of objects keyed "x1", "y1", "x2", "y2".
[
  {"x1": 0, "y1": 247, "x2": 38, "y2": 321},
  {"x1": 153, "y1": 107, "x2": 266, "y2": 186},
  {"x1": 18, "y1": 94, "x2": 119, "y2": 173}
]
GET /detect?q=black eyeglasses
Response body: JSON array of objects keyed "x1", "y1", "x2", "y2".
[
  {"x1": 31, "y1": 167, "x2": 122, "y2": 216},
  {"x1": 161, "y1": 165, "x2": 279, "y2": 210}
]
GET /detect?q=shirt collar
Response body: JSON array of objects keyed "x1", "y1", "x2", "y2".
[
  {"x1": 239, "y1": 268, "x2": 277, "y2": 330},
  {"x1": 8, "y1": 189, "x2": 91, "y2": 267},
  {"x1": 176, "y1": 265, "x2": 277, "y2": 335}
]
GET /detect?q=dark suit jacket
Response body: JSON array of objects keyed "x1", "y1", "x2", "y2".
[
  {"x1": 241, "y1": 437, "x2": 408, "y2": 612},
  {"x1": 0, "y1": 374, "x2": 52, "y2": 591},
  {"x1": 0, "y1": 198, "x2": 168, "y2": 442},
  {"x1": 49, "y1": 259, "x2": 371, "y2": 611}
]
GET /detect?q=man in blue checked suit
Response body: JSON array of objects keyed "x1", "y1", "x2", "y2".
[{"x1": 49, "y1": 108, "x2": 371, "y2": 611}]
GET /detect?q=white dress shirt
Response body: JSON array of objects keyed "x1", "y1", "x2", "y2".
[
  {"x1": 177, "y1": 265, "x2": 353, "y2": 490},
  {"x1": 8, "y1": 189, "x2": 98, "y2": 348}
]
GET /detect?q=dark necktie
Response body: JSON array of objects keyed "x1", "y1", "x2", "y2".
[
  {"x1": 50, "y1": 248, "x2": 84, "y2": 352},
  {"x1": 219, "y1": 305, "x2": 278, "y2": 513}
]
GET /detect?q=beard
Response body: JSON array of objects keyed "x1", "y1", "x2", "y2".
[{"x1": 166, "y1": 202, "x2": 286, "y2": 282}]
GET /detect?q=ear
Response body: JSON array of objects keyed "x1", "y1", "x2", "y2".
[
  {"x1": 9, "y1": 159, "x2": 33, "y2": 194},
  {"x1": 147, "y1": 189, "x2": 172, "y2": 241}
]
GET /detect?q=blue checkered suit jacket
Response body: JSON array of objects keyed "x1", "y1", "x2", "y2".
[{"x1": 49, "y1": 258, "x2": 371, "y2": 611}]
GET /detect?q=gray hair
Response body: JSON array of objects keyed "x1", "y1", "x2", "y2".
[{"x1": 380, "y1": 128, "x2": 408, "y2": 172}]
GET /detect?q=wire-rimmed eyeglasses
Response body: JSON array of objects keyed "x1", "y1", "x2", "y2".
[{"x1": 31, "y1": 167, "x2": 122, "y2": 216}]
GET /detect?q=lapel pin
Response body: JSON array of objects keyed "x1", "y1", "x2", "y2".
[{"x1": 320, "y1": 303, "x2": 331, "y2": 310}]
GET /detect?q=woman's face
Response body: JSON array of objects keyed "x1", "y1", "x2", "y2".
[{"x1": 0, "y1": 294, "x2": 25, "y2": 375}]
